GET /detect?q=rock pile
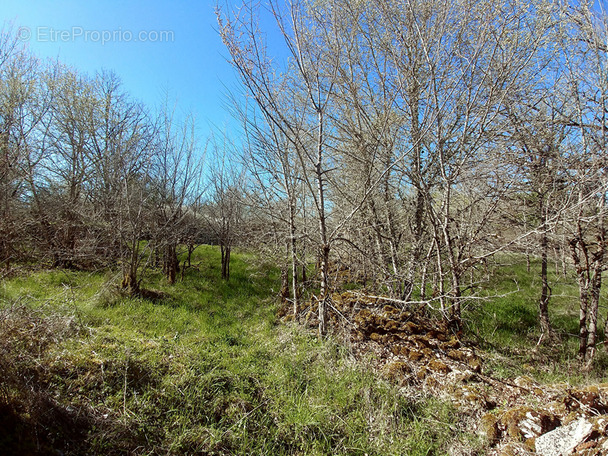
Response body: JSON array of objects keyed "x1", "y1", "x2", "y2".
[
  {"x1": 287, "y1": 291, "x2": 608, "y2": 455},
  {"x1": 483, "y1": 382, "x2": 608, "y2": 455}
]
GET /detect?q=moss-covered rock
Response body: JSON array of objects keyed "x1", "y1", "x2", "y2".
[
  {"x1": 384, "y1": 361, "x2": 411, "y2": 381},
  {"x1": 480, "y1": 413, "x2": 500, "y2": 444},
  {"x1": 428, "y1": 358, "x2": 451, "y2": 374}
]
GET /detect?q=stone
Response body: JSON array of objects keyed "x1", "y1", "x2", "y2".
[
  {"x1": 517, "y1": 409, "x2": 558, "y2": 439},
  {"x1": 570, "y1": 387, "x2": 601, "y2": 411},
  {"x1": 424, "y1": 375, "x2": 440, "y2": 390},
  {"x1": 500, "y1": 406, "x2": 536, "y2": 439},
  {"x1": 408, "y1": 349, "x2": 424, "y2": 362},
  {"x1": 467, "y1": 356, "x2": 482, "y2": 373},
  {"x1": 383, "y1": 305, "x2": 399, "y2": 316},
  {"x1": 422, "y1": 347, "x2": 434, "y2": 357},
  {"x1": 575, "y1": 440, "x2": 597, "y2": 451},
  {"x1": 514, "y1": 376, "x2": 537, "y2": 389},
  {"x1": 385, "y1": 361, "x2": 410, "y2": 380},
  {"x1": 535, "y1": 418, "x2": 593, "y2": 456},
  {"x1": 497, "y1": 443, "x2": 529, "y2": 456},
  {"x1": 479, "y1": 413, "x2": 500, "y2": 444},
  {"x1": 417, "y1": 367, "x2": 427, "y2": 380},
  {"x1": 427, "y1": 358, "x2": 451, "y2": 374},
  {"x1": 403, "y1": 321, "x2": 421, "y2": 334},
  {"x1": 443, "y1": 337, "x2": 460, "y2": 349},
  {"x1": 447, "y1": 349, "x2": 468, "y2": 362}
]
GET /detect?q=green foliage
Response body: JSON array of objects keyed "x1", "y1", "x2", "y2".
[{"x1": 0, "y1": 246, "x2": 460, "y2": 455}]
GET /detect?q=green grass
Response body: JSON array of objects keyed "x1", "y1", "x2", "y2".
[
  {"x1": 463, "y1": 253, "x2": 608, "y2": 384},
  {"x1": 0, "y1": 245, "x2": 462, "y2": 455}
]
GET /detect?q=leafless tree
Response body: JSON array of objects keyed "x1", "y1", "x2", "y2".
[
  {"x1": 151, "y1": 101, "x2": 203, "y2": 284},
  {"x1": 560, "y1": 1, "x2": 608, "y2": 365},
  {"x1": 203, "y1": 133, "x2": 245, "y2": 281},
  {"x1": 0, "y1": 28, "x2": 44, "y2": 271}
]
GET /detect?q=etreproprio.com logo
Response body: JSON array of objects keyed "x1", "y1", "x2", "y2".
[{"x1": 17, "y1": 26, "x2": 175, "y2": 45}]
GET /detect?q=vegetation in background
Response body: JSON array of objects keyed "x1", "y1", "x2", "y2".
[{"x1": 1, "y1": 0, "x2": 608, "y2": 453}]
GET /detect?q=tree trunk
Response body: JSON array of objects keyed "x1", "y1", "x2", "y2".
[
  {"x1": 186, "y1": 244, "x2": 196, "y2": 268},
  {"x1": 288, "y1": 197, "x2": 299, "y2": 316},
  {"x1": 280, "y1": 267, "x2": 290, "y2": 305},
  {"x1": 315, "y1": 109, "x2": 330, "y2": 336},
  {"x1": 164, "y1": 243, "x2": 179, "y2": 285},
  {"x1": 587, "y1": 227, "x2": 605, "y2": 368},
  {"x1": 221, "y1": 244, "x2": 231, "y2": 281},
  {"x1": 539, "y1": 197, "x2": 552, "y2": 336},
  {"x1": 122, "y1": 270, "x2": 139, "y2": 295},
  {"x1": 318, "y1": 243, "x2": 330, "y2": 335},
  {"x1": 570, "y1": 236, "x2": 590, "y2": 361},
  {"x1": 122, "y1": 240, "x2": 140, "y2": 295}
]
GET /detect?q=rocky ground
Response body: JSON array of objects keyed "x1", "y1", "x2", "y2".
[{"x1": 288, "y1": 291, "x2": 608, "y2": 456}]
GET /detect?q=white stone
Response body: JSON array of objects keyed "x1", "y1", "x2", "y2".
[
  {"x1": 519, "y1": 412, "x2": 543, "y2": 439},
  {"x1": 535, "y1": 418, "x2": 593, "y2": 456}
]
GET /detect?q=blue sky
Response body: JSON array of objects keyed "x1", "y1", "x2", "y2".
[{"x1": 0, "y1": 0, "x2": 240, "y2": 138}]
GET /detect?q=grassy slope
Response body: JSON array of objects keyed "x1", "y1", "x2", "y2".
[{"x1": 0, "y1": 246, "x2": 462, "y2": 456}]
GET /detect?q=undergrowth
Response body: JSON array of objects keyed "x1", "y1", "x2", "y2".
[
  {"x1": 464, "y1": 254, "x2": 608, "y2": 385},
  {"x1": 0, "y1": 246, "x2": 463, "y2": 455}
]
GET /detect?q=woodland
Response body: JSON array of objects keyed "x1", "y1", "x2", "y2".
[{"x1": 2, "y1": 0, "x2": 608, "y2": 454}]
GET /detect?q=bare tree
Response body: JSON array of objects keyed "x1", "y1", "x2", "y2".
[
  {"x1": 203, "y1": 134, "x2": 245, "y2": 281},
  {"x1": 151, "y1": 101, "x2": 203, "y2": 284},
  {"x1": 244, "y1": 116, "x2": 305, "y2": 313},
  {"x1": 0, "y1": 28, "x2": 44, "y2": 271},
  {"x1": 560, "y1": 1, "x2": 608, "y2": 365},
  {"x1": 85, "y1": 71, "x2": 157, "y2": 294},
  {"x1": 218, "y1": 0, "x2": 344, "y2": 333}
]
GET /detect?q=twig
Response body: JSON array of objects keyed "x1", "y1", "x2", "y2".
[{"x1": 327, "y1": 301, "x2": 354, "y2": 326}]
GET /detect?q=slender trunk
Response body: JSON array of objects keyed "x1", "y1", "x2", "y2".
[
  {"x1": 316, "y1": 110, "x2": 329, "y2": 336},
  {"x1": 586, "y1": 276, "x2": 599, "y2": 367},
  {"x1": 318, "y1": 243, "x2": 330, "y2": 334},
  {"x1": 383, "y1": 171, "x2": 400, "y2": 298},
  {"x1": 440, "y1": 184, "x2": 462, "y2": 327},
  {"x1": 280, "y1": 267, "x2": 290, "y2": 304},
  {"x1": 434, "y1": 232, "x2": 446, "y2": 317},
  {"x1": 186, "y1": 244, "x2": 195, "y2": 268},
  {"x1": 165, "y1": 243, "x2": 178, "y2": 285},
  {"x1": 226, "y1": 247, "x2": 231, "y2": 280},
  {"x1": 539, "y1": 199, "x2": 552, "y2": 336},
  {"x1": 288, "y1": 194, "x2": 299, "y2": 316},
  {"x1": 122, "y1": 238, "x2": 140, "y2": 295},
  {"x1": 408, "y1": 82, "x2": 425, "y2": 303},
  {"x1": 570, "y1": 237, "x2": 590, "y2": 361},
  {"x1": 220, "y1": 244, "x2": 231, "y2": 281},
  {"x1": 419, "y1": 238, "x2": 436, "y2": 302},
  {"x1": 588, "y1": 224, "x2": 605, "y2": 366},
  {"x1": 450, "y1": 269, "x2": 462, "y2": 328},
  {"x1": 221, "y1": 244, "x2": 227, "y2": 280}
]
